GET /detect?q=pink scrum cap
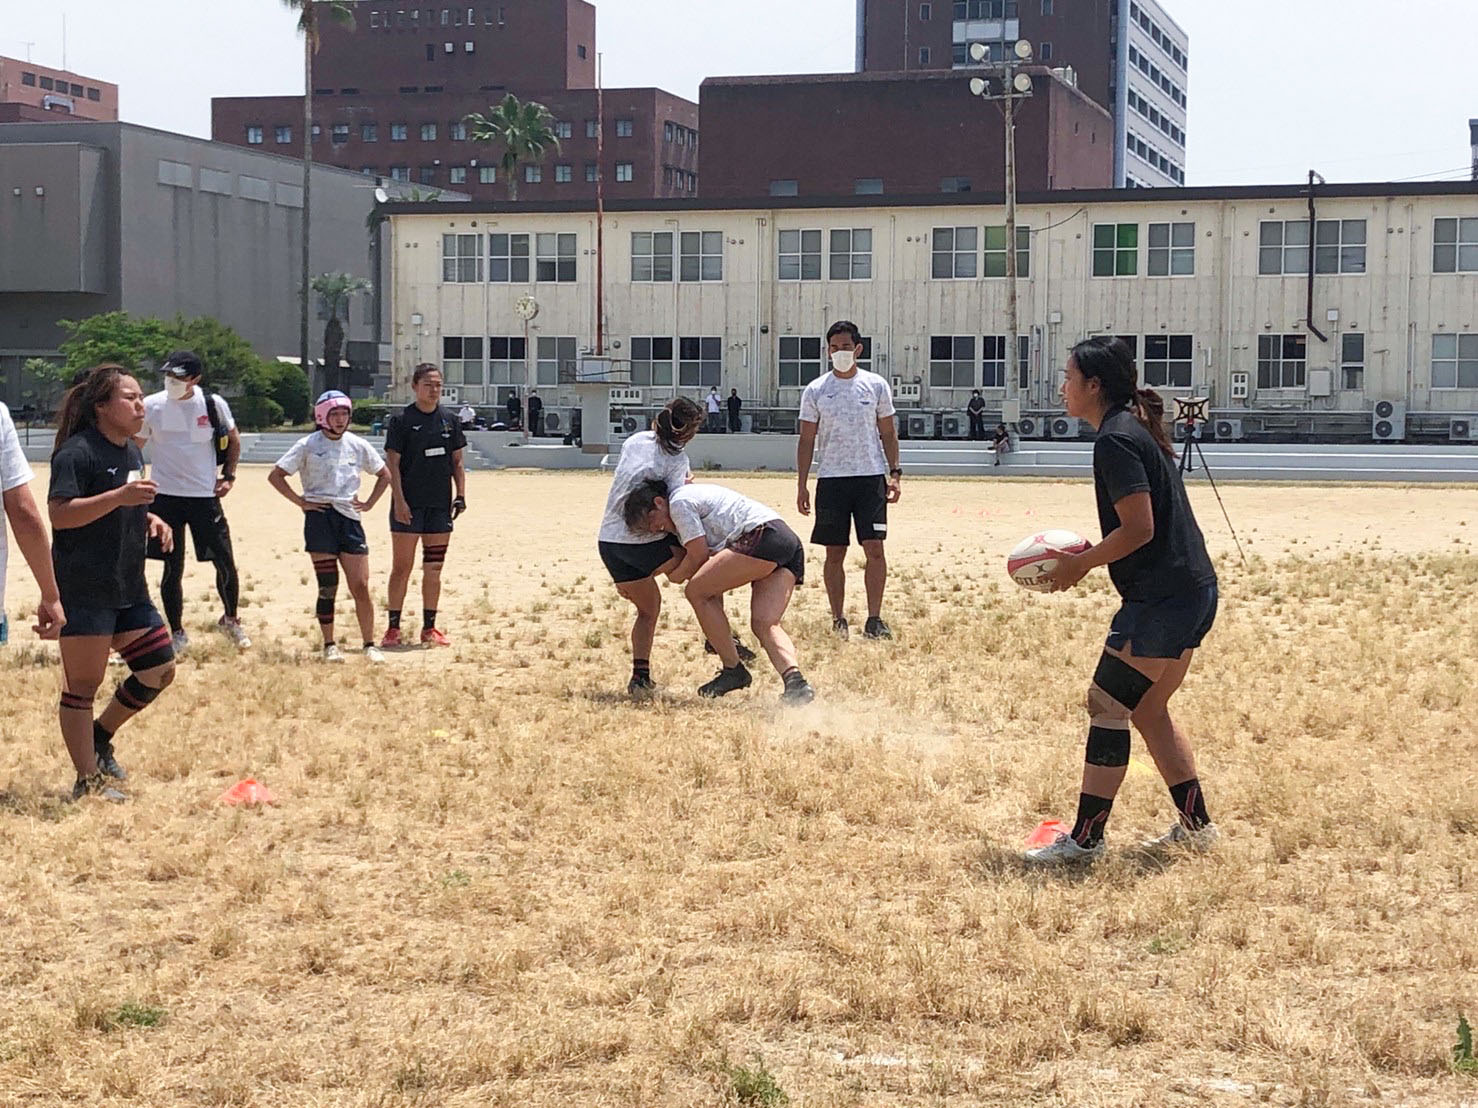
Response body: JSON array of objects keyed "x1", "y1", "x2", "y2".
[{"x1": 314, "y1": 390, "x2": 352, "y2": 430}]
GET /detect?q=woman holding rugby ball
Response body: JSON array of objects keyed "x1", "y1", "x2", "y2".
[{"x1": 1028, "y1": 336, "x2": 1220, "y2": 864}]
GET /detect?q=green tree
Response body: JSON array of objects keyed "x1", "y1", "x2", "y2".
[
  {"x1": 56, "y1": 312, "x2": 174, "y2": 380},
  {"x1": 310, "y1": 273, "x2": 372, "y2": 394},
  {"x1": 465, "y1": 94, "x2": 561, "y2": 201},
  {"x1": 21, "y1": 357, "x2": 72, "y2": 416},
  {"x1": 283, "y1": 0, "x2": 357, "y2": 392}
]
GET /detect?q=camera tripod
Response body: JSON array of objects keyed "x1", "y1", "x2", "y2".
[{"x1": 1174, "y1": 396, "x2": 1247, "y2": 564}]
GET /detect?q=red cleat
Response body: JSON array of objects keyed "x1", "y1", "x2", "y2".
[
  {"x1": 420, "y1": 627, "x2": 451, "y2": 647},
  {"x1": 380, "y1": 627, "x2": 404, "y2": 648}
]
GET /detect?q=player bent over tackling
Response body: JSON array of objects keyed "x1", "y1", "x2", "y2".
[{"x1": 623, "y1": 480, "x2": 814, "y2": 705}]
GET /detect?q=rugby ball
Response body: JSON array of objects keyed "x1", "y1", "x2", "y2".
[{"x1": 1007, "y1": 529, "x2": 1092, "y2": 592}]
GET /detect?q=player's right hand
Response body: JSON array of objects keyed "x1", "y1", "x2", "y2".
[
  {"x1": 394, "y1": 498, "x2": 414, "y2": 525},
  {"x1": 116, "y1": 479, "x2": 158, "y2": 506},
  {"x1": 796, "y1": 485, "x2": 811, "y2": 515}
]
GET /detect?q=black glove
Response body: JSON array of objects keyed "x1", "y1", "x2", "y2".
[{"x1": 451, "y1": 495, "x2": 467, "y2": 520}]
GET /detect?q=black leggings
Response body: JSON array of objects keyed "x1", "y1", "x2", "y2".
[{"x1": 160, "y1": 542, "x2": 239, "y2": 631}]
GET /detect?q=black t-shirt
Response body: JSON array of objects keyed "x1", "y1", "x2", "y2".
[
  {"x1": 48, "y1": 427, "x2": 150, "y2": 610},
  {"x1": 1093, "y1": 406, "x2": 1217, "y2": 601},
  {"x1": 967, "y1": 396, "x2": 985, "y2": 414},
  {"x1": 384, "y1": 403, "x2": 466, "y2": 510},
  {"x1": 727, "y1": 395, "x2": 742, "y2": 414}
]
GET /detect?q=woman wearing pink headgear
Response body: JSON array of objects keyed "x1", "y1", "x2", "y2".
[{"x1": 267, "y1": 391, "x2": 392, "y2": 663}]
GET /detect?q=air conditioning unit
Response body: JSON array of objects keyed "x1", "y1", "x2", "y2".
[
  {"x1": 1017, "y1": 414, "x2": 1046, "y2": 439},
  {"x1": 1230, "y1": 371, "x2": 1250, "y2": 401},
  {"x1": 896, "y1": 382, "x2": 922, "y2": 404},
  {"x1": 940, "y1": 413, "x2": 966, "y2": 439},
  {"x1": 1450, "y1": 416, "x2": 1477, "y2": 442},
  {"x1": 542, "y1": 408, "x2": 566, "y2": 433},
  {"x1": 1213, "y1": 418, "x2": 1244, "y2": 441},
  {"x1": 1049, "y1": 416, "x2": 1080, "y2": 439},
  {"x1": 1372, "y1": 400, "x2": 1406, "y2": 442},
  {"x1": 440, "y1": 386, "x2": 460, "y2": 404},
  {"x1": 609, "y1": 387, "x2": 643, "y2": 407},
  {"x1": 905, "y1": 412, "x2": 934, "y2": 438}
]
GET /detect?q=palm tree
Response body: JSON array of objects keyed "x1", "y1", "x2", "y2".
[
  {"x1": 465, "y1": 94, "x2": 562, "y2": 201},
  {"x1": 311, "y1": 273, "x2": 373, "y2": 393},
  {"x1": 283, "y1": 0, "x2": 356, "y2": 394}
]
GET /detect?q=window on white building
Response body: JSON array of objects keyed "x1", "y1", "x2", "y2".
[
  {"x1": 778, "y1": 336, "x2": 823, "y2": 388},
  {"x1": 932, "y1": 226, "x2": 977, "y2": 279},
  {"x1": 829, "y1": 229, "x2": 873, "y2": 280},
  {"x1": 1142, "y1": 334, "x2": 1193, "y2": 387},
  {"x1": 930, "y1": 336, "x2": 976, "y2": 388},
  {"x1": 1258, "y1": 334, "x2": 1306, "y2": 389},
  {"x1": 1147, "y1": 221, "x2": 1194, "y2": 276},
  {"x1": 779, "y1": 230, "x2": 823, "y2": 281},
  {"x1": 630, "y1": 337, "x2": 675, "y2": 386},
  {"x1": 1432, "y1": 334, "x2": 1478, "y2": 389}
]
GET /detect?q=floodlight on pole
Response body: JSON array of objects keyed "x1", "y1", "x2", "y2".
[
  {"x1": 969, "y1": 77, "x2": 988, "y2": 97},
  {"x1": 969, "y1": 41, "x2": 988, "y2": 63}
]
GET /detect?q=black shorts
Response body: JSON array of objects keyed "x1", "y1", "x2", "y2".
[
  {"x1": 389, "y1": 506, "x2": 455, "y2": 535},
  {"x1": 1106, "y1": 584, "x2": 1219, "y2": 659},
  {"x1": 304, "y1": 510, "x2": 370, "y2": 556},
  {"x1": 812, "y1": 474, "x2": 888, "y2": 547},
  {"x1": 60, "y1": 600, "x2": 165, "y2": 639},
  {"x1": 730, "y1": 521, "x2": 806, "y2": 585},
  {"x1": 150, "y1": 494, "x2": 235, "y2": 564},
  {"x1": 599, "y1": 537, "x2": 684, "y2": 584}
]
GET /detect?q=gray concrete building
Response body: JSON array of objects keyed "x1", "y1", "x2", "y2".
[{"x1": 0, "y1": 121, "x2": 382, "y2": 404}]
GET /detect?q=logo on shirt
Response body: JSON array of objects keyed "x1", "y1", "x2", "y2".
[
  {"x1": 106, "y1": 467, "x2": 119, "y2": 476},
  {"x1": 197, "y1": 415, "x2": 211, "y2": 428},
  {"x1": 410, "y1": 425, "x2": 422, "y2": 432}
]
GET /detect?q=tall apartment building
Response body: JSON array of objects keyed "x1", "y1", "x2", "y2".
[
  {"x1": 212, "y1": 1, "x2": 698, "y2": 201},
  {"x1": 0, "y1": 57, "x2": 118, "y2": 123},
  {"x1": 856, "y1": 0, "x2": 1189, "y2": 188}
]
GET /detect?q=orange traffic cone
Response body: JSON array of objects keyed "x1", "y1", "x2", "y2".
[
  {"x1": 1025, "y1": 818, "x2": 1071, "y2": 847},
  {"x1": 218, "y1": 778, "x2": 276, "y2": 806}
]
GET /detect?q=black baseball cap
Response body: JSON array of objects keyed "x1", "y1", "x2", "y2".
[{"x1": 161, "y1": 350, "x2": 203, "y2": 379}]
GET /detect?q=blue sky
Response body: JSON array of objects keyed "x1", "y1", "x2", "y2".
[{"x1": 5, "y1": 0, "x2": 1474, "y2": 186}]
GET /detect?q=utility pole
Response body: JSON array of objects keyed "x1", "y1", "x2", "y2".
[
  {"x1": 969, "y1": 34, "x2": 1035, "y2": 407},
  {"x1": 595, "y1": 53, "x2": 605, "y2": 356}
]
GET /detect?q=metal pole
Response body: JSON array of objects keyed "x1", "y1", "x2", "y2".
[
  {"x1": 1004, "y1": 54, "x2": 1019, "y2": 406},
  {"x1": 595, "y1": 54, "x2": 605, "y2": 356}
]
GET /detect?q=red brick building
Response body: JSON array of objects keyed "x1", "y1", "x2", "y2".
[
  {"x1": 698, "y1": 68, "x2": 1112, "y2": 200},
  {"x1": 211, "y1": 1, "x2": 698, "y2": 201},
  {"x1": 0, "y1": 57, "x2": 118, "y2": 123}
]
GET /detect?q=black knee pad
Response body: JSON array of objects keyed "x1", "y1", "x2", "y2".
[
  {"x1": 60, "y1": 690, "x2": 95, "y2": 713},
  {"x1": 116, "y1": 675, "x2": 163, "y2": 712},
  {"x1": 1085, "y1": 725, "x2": 1132, "y2": 767},
  {"x1": 422, "y1": 544, "x2": 448, "y2": 568},
  {"x1": 1092, "y1": 652, "x2": 1155, "y2": 712},
  {"x1": 120, "y1": 625, "x2": 175, "y2": 672}
]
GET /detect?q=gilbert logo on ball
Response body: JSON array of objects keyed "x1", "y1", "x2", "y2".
[{"x1": 1007, "y1": 530, "x2": 1092, "y2": 592}]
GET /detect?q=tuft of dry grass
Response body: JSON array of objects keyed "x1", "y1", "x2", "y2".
[{"x1": 1, "y1": 470, "x2": 1475, "y2": 1106}]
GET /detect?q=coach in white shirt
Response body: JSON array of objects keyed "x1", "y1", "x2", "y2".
[
  {"x1": 0, "y1": 400, "x2": 65, "y2": 643},
  {"x1": 796, "y1": 320, "x2": 902, "y2": 641},
  {"x1": 138, "y1": 351, "x2": 249, "y2": 651}
]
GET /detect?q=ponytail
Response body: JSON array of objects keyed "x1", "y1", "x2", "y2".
[
  {"x1": 653, "y1": 396, "x2": 703, "y2": 455},
  {"x1": 1131, "y1": 387, "x2": 1175, "y2": 460},
  {"x1": 53, "y1": 364, "x2": 124, "y2": 455},
  {"x1": 1069, "y1": 337, "x2": 1175, "y2": 459}
]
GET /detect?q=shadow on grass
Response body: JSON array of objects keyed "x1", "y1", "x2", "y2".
[{"x1": 0, "y1": 787, "x2": 79, "y2": 822}]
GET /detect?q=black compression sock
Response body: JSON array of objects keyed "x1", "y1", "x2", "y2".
[
  {"x1": 782, "y1": 667, "x2": 807, "y2": 690},
  {"x1": 423, "y1": 609, "x2": 437, "y2": 631},
  {"x1": 1169, "y1": 778, "x2": 1212, "y2": 830},
  {"x1": 1070, "y1": 793, "x2": 1114, "y2": 847},
  {"x1": 388, "y1": 610, "x2": 402, "y2": 630},
  {"x1": 93, "y1": 720, "x2": 116, "y2": 750},
  {"x1": 632, "y1": 659, "x2": 651, "y2": 681}
]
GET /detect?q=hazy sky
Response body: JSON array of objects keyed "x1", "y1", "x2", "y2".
[{"x1": 5, "y1": 0, "x2": 1474, "y2": 186}]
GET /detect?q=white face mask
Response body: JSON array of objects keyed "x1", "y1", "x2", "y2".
[
  {"x1": 830, "y1": 350, "x2": 856, "y2": 373},
  {"x1": 165, "y1": 378, "x2": 190, "y2": 401}
]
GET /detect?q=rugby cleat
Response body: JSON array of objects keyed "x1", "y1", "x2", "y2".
[
  {"x1": 94, "y1": 742, "x2": 127, "y2": 781},
  {"x1": 1024, "y1": 833, "x2": 1105, "y2": 866},
  {"x1": 832, "y1": 617, "x2": 850, "y2": 641},
  {"x1": 72, "y1": 773, "x2": 127, "y2": 803},
  {"x1": 862, "y1": 616, "x2": 893, "y2": 640},
  {"x1": 698, "y1": 663, "x2": 752, "y2": 699},
  {"x1": 1141, "y1": 821, "x2": 1221, "y2": 852},
  {"x1": 420, "y1": 628, "x2": 451, "y2": 647}
]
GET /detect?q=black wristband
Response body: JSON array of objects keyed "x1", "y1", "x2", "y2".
[{"x1": 889, "y1": 468, "x2": 903, "y2": 478}]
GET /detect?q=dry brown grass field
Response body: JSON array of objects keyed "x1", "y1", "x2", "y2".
[{"x1": 1, "y1": 466, "x2": 1476, "y2": 1108}]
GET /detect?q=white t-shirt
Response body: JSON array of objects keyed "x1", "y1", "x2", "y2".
[
  {"x1": 597, "y1": 430, "x2": 691, "y2": 545},
  {"x1": 668, "y1": 484, "x2": 779, "y2": 553},
  {"x1": 706, "y1": 392, "x2": 722, "y2": 414},
  {"x1": 274, "y1": 430, "x2": 386, "y2": 520},
  {"x1": 140, "y1": 388, "x2": 236, "y2": 498},
  {"x1": 0, "y1": 403, "x2": 36, "y2": 617},
  {"x1": 798, "y1": 368, "x2": 896, "y2": 479}
]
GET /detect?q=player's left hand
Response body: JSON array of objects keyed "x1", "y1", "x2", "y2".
[
  {"x1": 886, "y1": 476, "x2": 902, "y2": 504},
  {"x1": 1045, "y1": 552, "x2": 1089, "y2": 592},
  {"x1": 214, "y1": 476, "x2": 235, "y2": 498},
  {"x1": 451, "y1": 495, "x2": 467, "y2": 520}
]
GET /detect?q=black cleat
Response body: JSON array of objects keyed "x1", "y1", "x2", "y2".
[
  {"x1": 704, "y1": 636, "x2": 758, "y2": 662},
  {"x1": 781, "y1": 678, "x2": 816, "y2": 705},
  {"x1": 94, "y1": 741, "x2": 127, "y2": 781},
  {"x1": 863, "y1": 616, "x2": 893, "y2": 640},
  {"x1": 72, "y1": 773, "x2": 127, "y2": 803},
  {"x1": 832, "y1": 617, "x2": 850, "y2": 641},
  {"x1": 627, "y1": 674, "x2": 657, "y2": 698},
  {"x1": 698, "y1": 663, "x2": 752, "y2": 699}
]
